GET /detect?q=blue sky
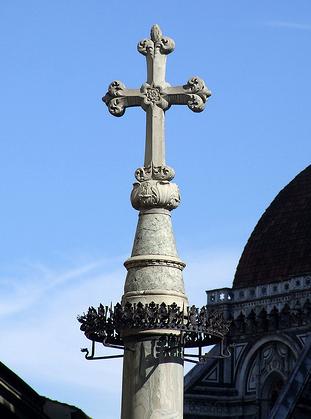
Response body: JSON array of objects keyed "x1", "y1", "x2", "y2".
[{"x1": 1, "y1": 1, "x2": 311, "y2": 418}]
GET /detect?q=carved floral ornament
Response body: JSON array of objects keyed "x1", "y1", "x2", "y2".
[
  {"x1": 131, "y1": 180, "x2": 180, "y2": 211},
  {"x1": 135, "y1": 164, "x2": 175, "y2": 182},
  {"x1": 137, "y1": 24, "x2": 175, "y2": 56},
  {"x1": 141, "y1": 83, "x2": 168, "y2": 109},
  {"x1": 103, "y1": 77, "x2": 210, "y2": 116}
]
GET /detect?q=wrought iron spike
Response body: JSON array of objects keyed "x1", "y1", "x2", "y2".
[{"x1": 78, "y1": 301, "x2": 231, "y2": 348}]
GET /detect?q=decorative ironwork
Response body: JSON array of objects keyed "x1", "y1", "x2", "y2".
[
  {"x1": 78, "y1": 301, "x2": 230, "y2": 350},
  {"x1": 81, "y1": 341, "x2": 124, "y2": 361}
]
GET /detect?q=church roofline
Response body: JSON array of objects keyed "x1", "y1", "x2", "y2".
[{"x1": 206, "y1": 274, "x2": 311, "y2": 307}]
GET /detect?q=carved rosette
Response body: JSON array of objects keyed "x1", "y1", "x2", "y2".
[
  {"x1": 141, "y1": 83, "x2": 169, "y2": 110},
  {"x1": 131, "y1": 180, "x2": 180, "y2": 211},
  {"x1": 137, "y1": 24, "x2": 175, "y2": 57}
]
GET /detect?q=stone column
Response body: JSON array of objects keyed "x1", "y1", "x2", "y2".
[
  {"x1": 120, "y1": 176, "x2": 187, "y2": 419},
  {"x1": 100, "y1": 25, "x2": 211, "y2": 419},
  {"x1": 121, "y1": 337, "x2": 184, "y2": 419}
]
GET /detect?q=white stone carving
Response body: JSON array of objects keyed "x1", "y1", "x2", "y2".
[
  {"x1": 135, "y1": 164, "x2": 175, "y2": 182},
  {"x1": 103, "y1": 24, "x2": 211, "y2": 170},
  {"x1": 140, "y1": 83, "x2": 169, "y2": 110},
  {"x1": 137, "y1": 24, "x2": 175, "y2": 57},
  {"x1": 131, "y1": 180, "x2": 180, "y2": 211}
]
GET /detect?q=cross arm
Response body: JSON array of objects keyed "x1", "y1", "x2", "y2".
[
  {"x1": 165, "y1": 77, "x2": 211, "y2": 113},
  {"x1": 103, "y1": 81, "x2": 144, "y2": 117}
]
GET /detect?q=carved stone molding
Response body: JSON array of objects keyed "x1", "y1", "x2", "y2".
[
  {"x1": 131, "y1": 180, "x2": 180, "y2": 211},
  {"x1": 207, "y1": 275, "x2": 311, "y2": 306},
  {"x1": 246, "y1": 341, "x2": 295, "y2": 394},
  {"x1": 124, "y1": 254, "x2": 186, "y2": 271},
  {"x1": 184, "y1": 400, "x2": 246, "y2": 416},
  {"x1": 135, "y1": 164, "x2": 175, "y2": 182}
]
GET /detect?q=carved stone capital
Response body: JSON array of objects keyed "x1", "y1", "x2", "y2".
[
  {"x1": 131, "y1": 180, "x2": 180, "y2": 211},
  {"x1": 135, "y1": 164, "x2": 175, "y2": 182},
  {"x1": 137, "y1": 24, "x2": 175, "y2": 57}
]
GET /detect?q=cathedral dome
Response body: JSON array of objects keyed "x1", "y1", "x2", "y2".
[{"x1": 233, "y1": 165, "x2": 311, "y2": 288}]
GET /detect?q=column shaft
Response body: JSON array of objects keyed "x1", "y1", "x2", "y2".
[{"x1": 121, "y1": 337, "x2": 183, "y2": 419}]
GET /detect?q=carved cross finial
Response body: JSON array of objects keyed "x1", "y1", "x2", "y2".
[
  {"x1": 151, "y1": 24, "x2": 162, "y2": 42},
  {"x1": 103, "y1": 25, "x2": 211, "y2": 182}
]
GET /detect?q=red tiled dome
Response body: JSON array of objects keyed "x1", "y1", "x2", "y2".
[{"x1": 233, "y1": 165, "x2": 311, "y2": 288}]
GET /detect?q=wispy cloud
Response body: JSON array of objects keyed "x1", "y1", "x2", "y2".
[
  {"x1": 0, "y1": 257, "x2": 124, "y2": 316},
  {"x1": 265, "y1": 21, "x2": 311, "y2": 31},
  {"x1": 1, "y1": 257, "x2": 125, "y2": 418},
  {"x1": 0, "y1": 248, "x2": 239, "y2": 418}
]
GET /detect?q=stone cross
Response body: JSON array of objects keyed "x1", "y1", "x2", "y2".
[{"x1": 103, "y1": 24, "x2": 211, "y2": 179}]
